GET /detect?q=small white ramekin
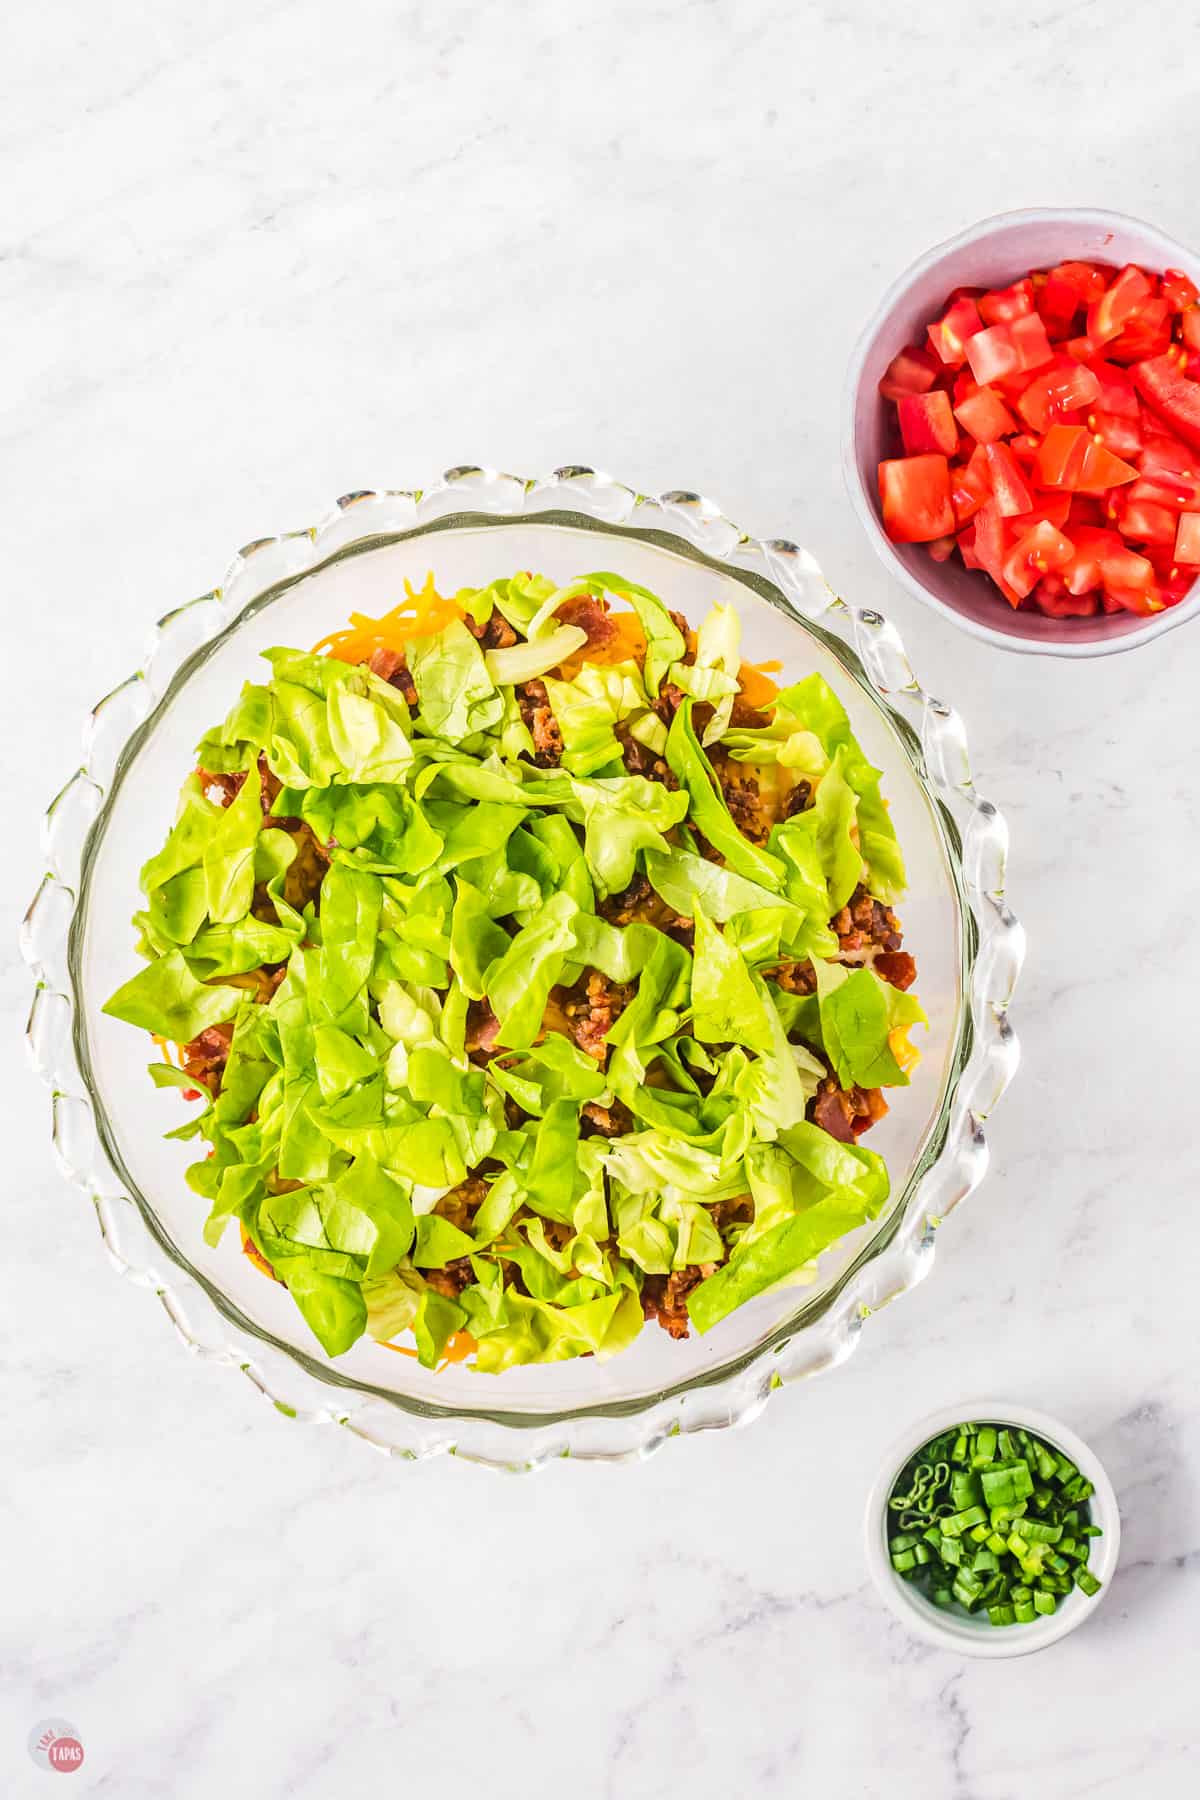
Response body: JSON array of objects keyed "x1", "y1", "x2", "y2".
[
  {"x1": 843, "y1": 206, "x2": 1200, "y2": 658},
  {"x1": 864, "y1": 1399, "x2": 1121, "y2": 1658}
]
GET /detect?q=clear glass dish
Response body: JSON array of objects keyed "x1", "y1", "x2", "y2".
[{"x1": 22, "y1": 467, "x2": 1023, "y2": 1469}]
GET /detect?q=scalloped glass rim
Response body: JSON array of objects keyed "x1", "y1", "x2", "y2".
[{"x1": 24, "y1": 468, "x2": 1023, "y2": 1468}]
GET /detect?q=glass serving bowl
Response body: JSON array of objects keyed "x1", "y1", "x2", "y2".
[{"x1": 22, "y1": 466, "x2": 1023, "y2": 1469}]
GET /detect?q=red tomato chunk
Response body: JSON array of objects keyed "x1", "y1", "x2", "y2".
[
  {"x1": 875, "y1": 252, "x2": 1200, "y2": 620},
  {"x1": 879, "y1": 455, "x2": 954, "y2": 543},
  {"x1": 897, "y1": 390, "x2": 958, "y2": 456}
]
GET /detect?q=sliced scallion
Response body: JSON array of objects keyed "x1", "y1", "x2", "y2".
[{"x1": 885, "y1": 1419, "x2": 1104, "y2": 1630}]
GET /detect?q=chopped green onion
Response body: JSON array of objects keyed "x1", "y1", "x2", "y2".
[
  {"x1": 942, "y1": 1505, "x2": 988, "y2": 1538},
  {"x1": 885, "y1": 1418, "x2": 1104, "y2": 1629},
  {"x1": 1016, "y1": 1519, "x2": 1062, "y2": 1545},
  {"x1": 971, "y1": 1426, "x2": 998, "y2": 1467}
]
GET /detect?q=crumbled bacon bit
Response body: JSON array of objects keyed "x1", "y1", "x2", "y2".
[
  {"x1": 810, "y1": 1075, "x2": 888, "y2": 1143},
  {"x1": 772, "y1": 959, "x2": 817, "y2": 996},
  {"x1": 466, "y1": 610, "x2": 518, "y2": 649},
  {"x1": 181, "y1": 1021, "x2": 235, "y2": 1095},
  {"x1": 465, "y1": 1000, "x2": 502, "y2": 1057},
  {"x1": 597, "y1": 872, "x2": 690, "y2": 946},
  {"x1": 564, "y1": 971, "x2": 634, "y2": 1063},
  {"x1": 614, "y1": 721, "x2": 678, "y2": 787},
  {"x1": 710, "y1": 752, "x2": 769, "y2": 844},
  {"x1": 652, "y1": 681, "x2": 686, "y2": 724},
  {"x1": 784, "y1": 778, "x2": 813, "y2": 817},
  {"x1": 367, "y1": 645, "x2": 418, "y2": 707},
  {"x1": 516, "y1": 678, "x2": 563, "y2": 767},
  {"x1": 832, "y1": 884, "x2": 904, "y2": 956},
  {"x1": 423, "y1": 1259, "x2": 474, "y2": 1300},
  {"x1": 555, "y1": 591, "x2": 617, "y2": 653},
  {"x1": 580, "y1": 1098, "x2": 634, "y2": 1137},
  {"x1": 198, "y1": 768, "x2": 245, "y2": 807},
  {"x1": 434, "y1": 1177, "x2": 489, "y2": 1233},
  {"x1": 641, "y1": 1264, "x2": 715, "y2": 1338},
  {"x1": 728, "y1": 695, "x2": 769, "y2": 730},
  {"x1": 875, "y1": 950, "x2": 918, "y2": 991}
]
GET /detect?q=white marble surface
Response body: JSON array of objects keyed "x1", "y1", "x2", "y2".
[{"x1": 4, "y1": 2, "x2": 1199, "y2": 1795}]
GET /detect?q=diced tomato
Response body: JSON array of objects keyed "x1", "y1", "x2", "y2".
[
  {"x1": 1008, "y1": 491, "x2": 1072, "y2": 533},
  {"x1": 1034, "y1": 573, "x2": 1099, "y2": 616},
  {"x1": 1001, "y1": 520, "x2": 1074, "y2": 599},
  {"x1": 1106, "y1": 297, "x2": 1172, "y2": 364},
  {"x1": 1087, "y1": 359, "x2": 1140, "y2": 417},
  {"x1": 1077, "y1": 436, "x2": 1139, "y2": 494},
  {"x1": 1176, "y1": 513, "x2": 1200, "y2": 563},
  {"x1": 1087, "y1": 265, "x2": 1154, "y2": 346},
  {"x1": 878, "y1": 454, "x2": 955, "y2": 543},
  {"x1": 1163, "y1": 270, "x2": 1200, "y2": 312},
  {"x1": 1159, "y1": 568, "x2": 1198, "y2": 607},
  {"x1": 1034, "y1": 425, "x2": 1137, "y2": 493},
  {"x1": 965, "y1": 313, "x2": 1054, "y2": 385},
  {"x1": 1038, "y1": 273, "x2": 1083, "y2": 327},
  {"x1": 1088, "y1": 409, "x2": 1142, "y2": 459},
  {"x1": 1050, "y1": 262, "x2": 1111, "y2": 308},
  {"x1": 1067, "y1": 495, "x2": 1106, "y2": 530},
  {"x1": 952, "y1": 385, "x2": 1017, "y2": 444},
  {"x1": 1107, "y1": 586, "x2": 1163, "y2": 615},
  {"x1": 927, "y1": 296, "x2": 984, "y2": 369},
  {"x1": 972, "y1": 500, "x2": 1011, "y2": 583},
  {"x1": 978, "y1": 279, "x2": 1035, "y2": 325},
  {"x1": 1118, "y1": 497, "x2": 1178, "y2": 546},
  {"x1": 984, "y1": 441, "x2": 1034, "y2": 516},
  {"x1": 1033, "y1": 425, "x2": 1086, "y2": 488},
  {"x1": 1096, "y1": 541, "x2": 1161, "y2": 612},
  {"x1": 1138, "y1": 432, "x2": 1200, "y2": 500},
  {"x1": 1006, "y1": 432, "x2": 1041, "y2": 466},
  {"x1": 949, "y1": 446, "x2": 990, "y2": 525},
  {"x1": 878, "y1": 255, "x2": 1200, "y2": 622},
  {"x1": 1133, "y1": 352, "x2": 1200, "y2": 451},
  {"x1": 1016, "y1": 358, "x2": 1101, "y2": 434},
  {"x1": 897, "y1": 390, "x2": 958, "y2": 456},
  {"x1": 879, "y1": 344, "x2": 939, "y2": 400},
  {"x1": 1127, "y1": 477, "x2": 1191, "y2": 516},
  {"x1": 1061, "y1": 525, "x2": 1121, "y2": 595}
]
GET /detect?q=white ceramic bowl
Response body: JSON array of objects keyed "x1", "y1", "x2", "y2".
[
  {"x1": 864, "y1": 1399, "x2": 1120, "y2": 1657},
  {"x1": 843, "y1": 206, "x2": 1200, "y2": 658}
]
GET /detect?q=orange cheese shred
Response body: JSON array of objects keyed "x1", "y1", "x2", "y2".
[
  {"x1": 379, "y1": 1330, "x2": 478, "y2": 1369},
  {"x1": 737, "y1": 659, "x2": 783, "y2": 709},
  {"x1": 313, "y1": 573, "x2": 461, "y2": 666}
]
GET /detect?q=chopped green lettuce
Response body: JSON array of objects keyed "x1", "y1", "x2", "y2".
[{"x1": 106, "y1": 569, "x2": 920, "y2": 1372}]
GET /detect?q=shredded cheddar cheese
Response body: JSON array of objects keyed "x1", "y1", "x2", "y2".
[
  {"x1": 313, "y1": 573, "x2": 460, "y2": 666},
  {"x1": 737, "y1": 659, "x2": 783, "y2": 708},
  {"x1": 888, "y1": 1025, "x2": 921, "y2": 1075},
  {"x1": 379, "y1": 1330, "x2": 478, "y2": 1368}
]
